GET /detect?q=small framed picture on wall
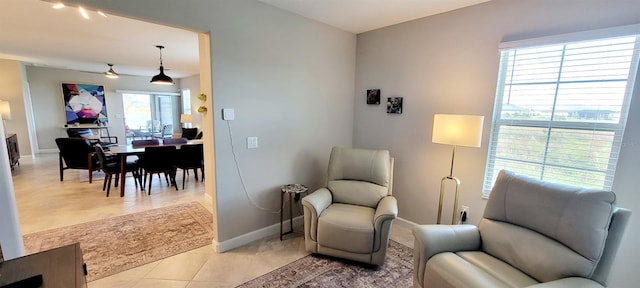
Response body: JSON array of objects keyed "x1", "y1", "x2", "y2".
[
  {"x1": 366, "y1": 89, "x2": 381, "y2": 105},
  {"x1": 387, "y1": 97, "x2": 403, "y2": 114}
]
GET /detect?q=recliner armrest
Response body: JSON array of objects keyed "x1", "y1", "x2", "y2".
[
  {"x1": 526, "y1": 277, "x2": 604, "y2": 288},
  {"x1": 374, "y1": 196, "x2": 398, "y2": 231},
  {"x1": 413, "y1": 224, "x2": 481, "y2": 288},
  {"x1": 413, "y1": 225, "x2": 480, "y2": 261},
  {"x1": 302, "y1": 188, "x2": 333, "y2": 216}
]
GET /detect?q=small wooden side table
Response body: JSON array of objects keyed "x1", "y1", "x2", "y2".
[{"x1": 280, "y1": 184, "x2": 308, "y2": 240}]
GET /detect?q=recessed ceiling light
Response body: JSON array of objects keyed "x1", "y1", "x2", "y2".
[
  {"x1": 52, "y1": 3, "x2": 65, "y2": 9},
  {"x1": 97, "y1": 11, "x2": 107, "y2": 18},
  {"x1": 78, "y1": 6, "x2": 90, "y2": 19}
]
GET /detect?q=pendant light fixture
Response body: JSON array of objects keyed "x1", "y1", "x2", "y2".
[
  {"x1": 104, "y1": 63, "x2": 119, "y2": 79},
  {"x1": 150, "y1": 45, "x2": 174, "y2": 85}
]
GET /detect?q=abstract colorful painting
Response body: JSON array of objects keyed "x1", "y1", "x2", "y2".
[{"x1": 62, "y1": 83, "x2": 108, "y2": 124}]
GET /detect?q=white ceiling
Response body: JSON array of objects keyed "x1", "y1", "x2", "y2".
[
  {"x1": 0, "y1": 0, "x2": 200, "y2": 78},
  {"x1": 257, "y1": 0, "x2": 491, "y2": 34},
  {"x1": 0, "y1": 0, "x2": 490, "y2": 78}
]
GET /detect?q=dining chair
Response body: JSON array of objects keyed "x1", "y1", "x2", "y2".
[
  {"x1": 55, "y1": 138, "x2": 100, "y2": 183},
  {"x1": 94, "y1": 144, "x2": 142, "y2": 197},
  {"x1": 175, "y1": 143, "x2": 204, "y2": 189},
  {"x1": 181, "y1": 128, "x2": 198, "y2": 140},
  {"x1": 162, "y1": 137, "x2": 188, "y2": 145},
  {"x1": 140, "y1": 146, "x2": 178, "y2": 194}
]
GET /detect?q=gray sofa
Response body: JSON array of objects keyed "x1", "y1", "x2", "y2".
[
  {"x1": 413, "y1": 170, "x2": 631, "y2": 288},
  {"x1": 302, "y1": 147, "x2": 397, "y2": 266}
]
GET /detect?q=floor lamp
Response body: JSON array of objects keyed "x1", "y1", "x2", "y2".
[{"x1": 432, "y1": 114, "x2": 484, "y2": 224}]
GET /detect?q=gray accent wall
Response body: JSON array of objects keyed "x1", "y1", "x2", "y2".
[{"x1": 354, "y1": 0, "x2": 640, "y2": 286}]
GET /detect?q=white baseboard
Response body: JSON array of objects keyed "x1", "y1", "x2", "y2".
[
  {"x1": 203, "y1": 192, "x2": 213, "y2": 204},
  {"x1": 212, "y1": 215, "x2": 304, "y2": 253},
  {"x1": 210, "y1": 216, "x2": 417, "y2": 253},
  {"x1": 395, "y1": 217, "x2": 419, "y2": 229}
]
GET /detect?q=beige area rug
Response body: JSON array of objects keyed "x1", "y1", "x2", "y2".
[
  {"x1": 238, "y1": 240, "x2": 413, "y2": 288},
  {"x1": 23, "y1": 202, "x2": 213, "y2": 282}
]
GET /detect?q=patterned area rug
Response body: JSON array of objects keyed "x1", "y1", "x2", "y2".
[
  {"x1": 238, "y1": 240, "x2": 413, "y2": 288},
  {"x1": 23, "y1": 202, "x2": 213, "y2": 282}
]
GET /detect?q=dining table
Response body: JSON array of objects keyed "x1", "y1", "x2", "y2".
[{"x1": 106, "y1": 140, "x2": 203, "y2": 197}]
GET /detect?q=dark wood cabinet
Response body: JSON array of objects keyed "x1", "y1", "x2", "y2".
[
  {"x1": 6, "y1": 133, "x2": 19, "y2": 170},
  {"x1": 0, "y1": 243, "x2": 87, "y2": 287}
]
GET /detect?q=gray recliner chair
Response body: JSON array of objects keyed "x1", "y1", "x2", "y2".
[
  {"x1": 302, "y1": 147, "x2": 398, "y2": 266},
  {"x1": 413, "y1": 170, "x2": 631, "y2": 288}
]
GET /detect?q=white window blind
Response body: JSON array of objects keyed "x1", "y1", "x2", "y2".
[{"x1": 483, "y1": 31, "x2": 640, "y2": 196}]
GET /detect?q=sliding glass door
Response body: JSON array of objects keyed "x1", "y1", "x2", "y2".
[{"x1": 122, "y1": 93, "x2": 180, "y2": 143}]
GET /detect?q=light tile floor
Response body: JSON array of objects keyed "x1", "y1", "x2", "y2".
[{"x1": 12, "y1": 154, "x2": 414, "y2": 288}]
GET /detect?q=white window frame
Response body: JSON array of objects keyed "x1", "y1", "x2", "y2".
[{"x1": 483, "y1": 25, "x2": 640, "y2": 197}]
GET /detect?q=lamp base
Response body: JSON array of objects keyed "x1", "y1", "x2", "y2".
[{"x1": 437, "y1": 176, "x2": 461, "y2": 224}]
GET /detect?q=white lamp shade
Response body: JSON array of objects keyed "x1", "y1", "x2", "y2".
[
  {"x1": 180, "y1": 114, "x2": 193, "y2": 123},
  {"x1": 432, "y1": 114, "x2": 484, "y2": 147},
  {"x1": 0, "y1": 101, "x2": 11, "y2": 120}
]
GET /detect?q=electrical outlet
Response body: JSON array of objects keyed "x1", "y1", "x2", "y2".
[{"x1": 460, "y1": 205, "x2": 470, "y2": 223}]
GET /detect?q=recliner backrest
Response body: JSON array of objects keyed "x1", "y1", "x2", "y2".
[
  {"x1": 480, "y1": 170, "x2": 623, "y2": 284},
  {"x1": 326, "y1": 147, "x2": 391, "y2": 208}
]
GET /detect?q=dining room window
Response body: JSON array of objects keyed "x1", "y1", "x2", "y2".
[{"x1": 483, "y1": 27, "x2": 640, "y2": 197}]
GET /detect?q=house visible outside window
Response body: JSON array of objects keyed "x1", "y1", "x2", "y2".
[{"x1": 483, "y1": 27, "x2": 640, "y2": 197}]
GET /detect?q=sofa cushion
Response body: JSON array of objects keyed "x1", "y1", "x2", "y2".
[
  {"x1": 317, "y1": 203, "x2": 375, "y2": 254},
  {"x1": 328, "y1": 180, "x2": 389, "y2": 208},
  {"x1": 457, "y1": 251, "x2": 539, "y2": 287},
  {"x1": 483, "y1": 170, "x2": 615, "y2": 270},
  {"x1": 425, "y1": 252, "x2": 519, "y2": 288},
  {"x1": 479, "y1": 219, "x2": 595, "y2": 282}
]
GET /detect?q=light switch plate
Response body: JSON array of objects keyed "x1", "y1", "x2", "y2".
[
  {"x1": 222, "y1": 108, "x2": 235, "y2": 120},
  {"x1": 247, "y1": 137, "x2": 258, "y2": 149}
]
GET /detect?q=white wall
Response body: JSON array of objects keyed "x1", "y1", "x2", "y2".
[
  {"x1": 0, "y1": 59, "x2": 31, "y2": 156},
  {"x1": 66, "y1": 0, "x2": 357, "y2": 243},
  {"x1": 25, "y1": 66, "x2": 180, "y2": 151},
  {"x1": 179, "y1": 74, "x2": 202, "y2": 130},
  {"x1": 354, "y1": 0, "x2": 640, "y2": 286}
]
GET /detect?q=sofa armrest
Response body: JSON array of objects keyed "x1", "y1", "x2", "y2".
[
  {"x1": 374, "y1": 196, "x2": 398, "y2": 231},
  {"x1": 413, "y1": 224, "x2": 480, "y2": 288},
  {"x1": 527, "y1": 277, "x2": 604, "y2": 288}
]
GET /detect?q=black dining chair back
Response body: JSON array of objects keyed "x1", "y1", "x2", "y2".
[
  {"x1": 181, "y1": 128, "x2": 198, "y2": 140},
  {"x1": 94, "y1": 144, "x2": 141, "y2": 197},
  {"x1": 140, "y1": 146, "x2": 178, "y2": 194},
  {"x1": 131, "y1": 139, "x2": 160, "y2": 147},
  {"x1": 162, "y1": 138, "x2": 188, "y2": 145},
  {"x1": 55, "y1": 138, "x2": 100, "y2": 183},
  {"x1": 176, "y1": 144, "x2": 204, "y2": 189}
]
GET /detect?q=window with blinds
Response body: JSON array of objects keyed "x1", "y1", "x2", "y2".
[{"x1": 483, "y1": 32, "x2": 640, "y2": 196}]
